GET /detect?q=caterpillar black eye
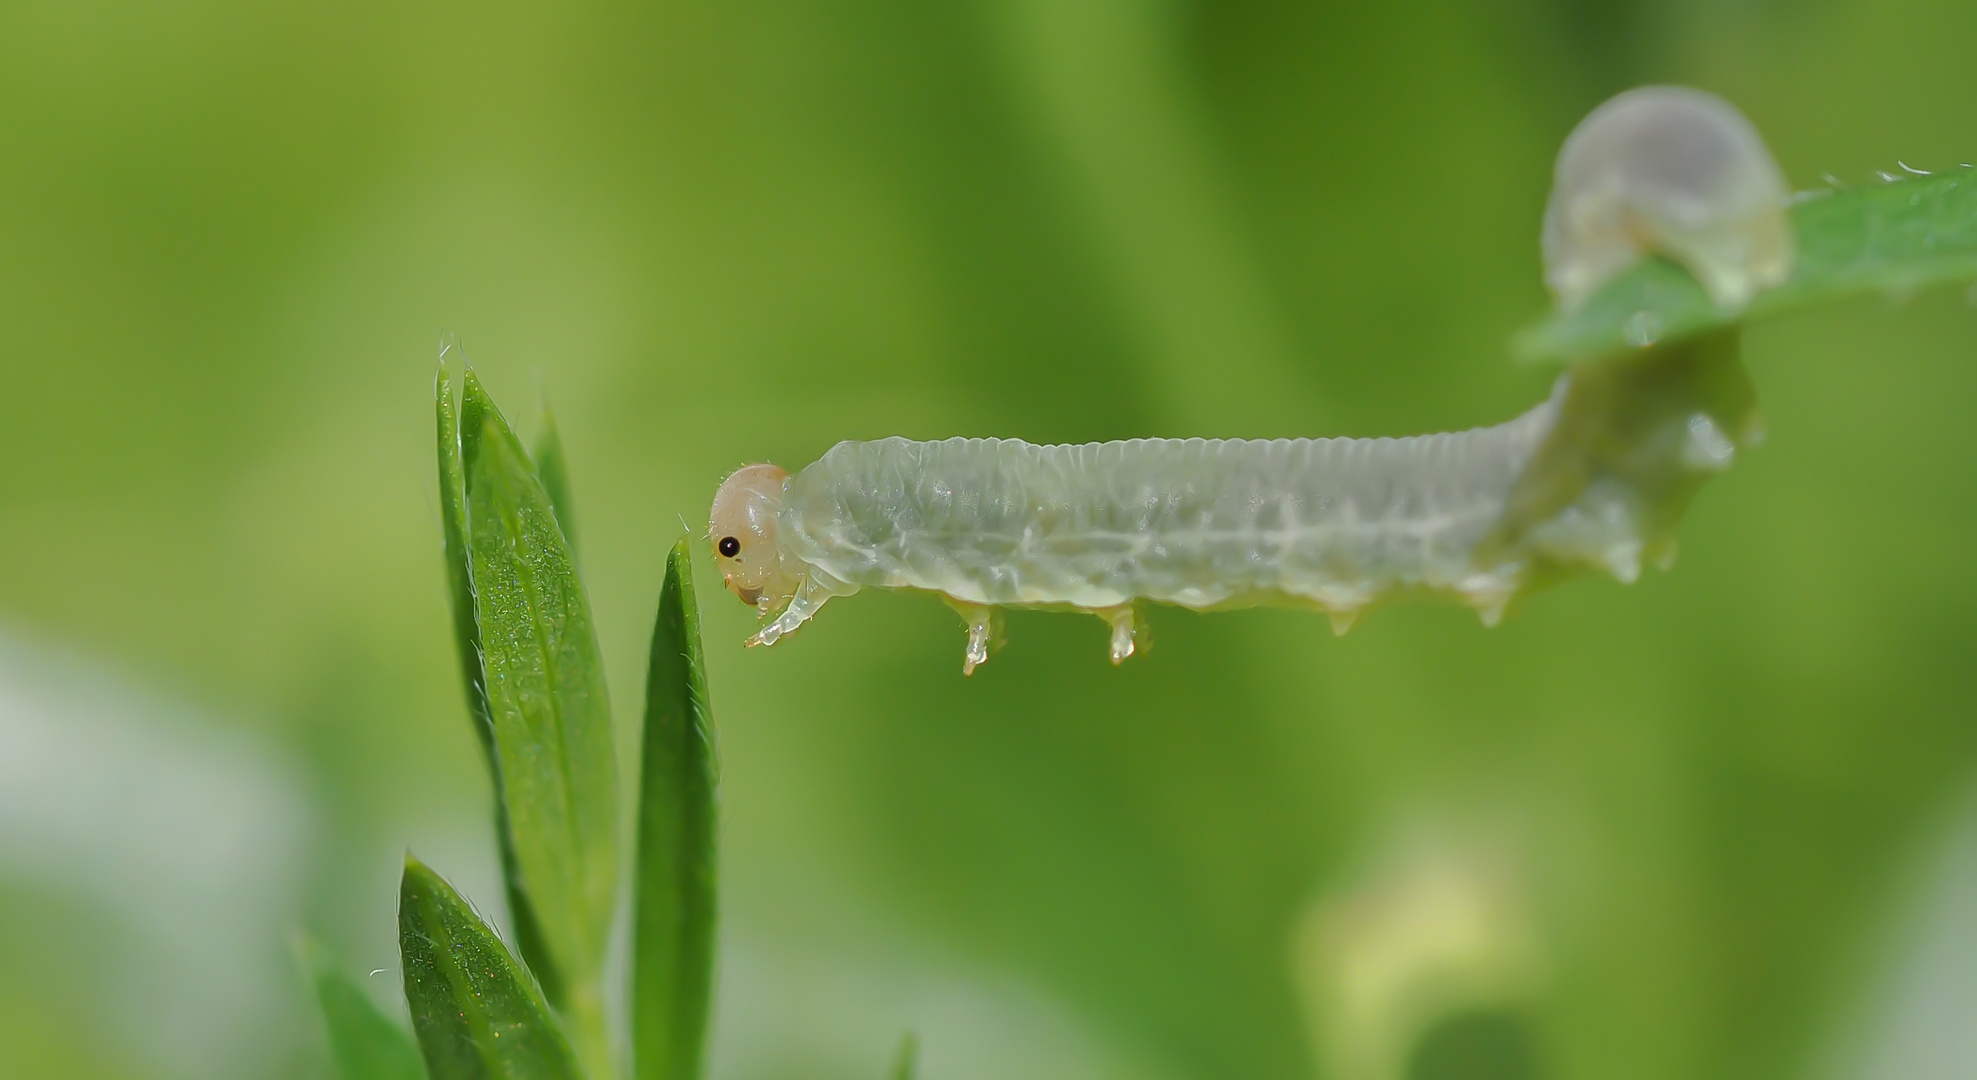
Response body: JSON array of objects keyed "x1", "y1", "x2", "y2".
[{"x1": 718, "y1": 536, "x2": 741, "y2": 558}]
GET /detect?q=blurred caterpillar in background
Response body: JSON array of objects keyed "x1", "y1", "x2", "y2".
[{"x1": 708, "y1": 87, "x2": 1787, "y2": 673}]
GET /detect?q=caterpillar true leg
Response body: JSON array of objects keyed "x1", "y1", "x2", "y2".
[
  {"x1": 745, "y1": 572, "x2": 853, "y2": 647},
  {"x1": 945, "y1": 598, "x2": 1005, "y2": 675}
]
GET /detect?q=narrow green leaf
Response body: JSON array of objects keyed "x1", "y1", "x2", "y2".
[
  {"x1": 632, "y1": 540, "x2": 720, "y2": 1080},
  {"x1": 888, "y1": 1034, "x2": 918, "y2": 1080},
  {"x1": 459, "y1": 370, "x2": 619, "y2": 988},
  {"x1": 460, "y1": 371, "x2": 618, "y2": 1079},
  {"x1": 1516, "y1": 169, "x2": 1977, "y2": 363},
  {"x1": 299, "y1": 934, "x2": 425, "y2": 1080},
  {"x1": 533, "y1": 404, "x2": 579, "y2": 560},
  {"x1": 437, "y1": 356, "x2": 566, "y2": 1007},
  {"x1": 399, "y1": 857, "x2": 583, "y2": 1080}
]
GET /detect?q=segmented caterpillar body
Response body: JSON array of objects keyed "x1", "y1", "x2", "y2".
[{"x1": 784, "y1": 403, "x2": 1558, "y2": 616}]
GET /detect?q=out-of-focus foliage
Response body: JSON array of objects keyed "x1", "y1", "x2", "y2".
[
  {"x1": 301, "y1": 935, "x2": 425, "y2": 1080},
  {"x1": 534, "y1": 405, "x2": 581, "y2": 560},
  {"x1": 890, "y1": 1034, "x2": 919, "y2": 1080},
  {"x1": 2, "y1": 1, "x2": 1977, "y2": 1080}
]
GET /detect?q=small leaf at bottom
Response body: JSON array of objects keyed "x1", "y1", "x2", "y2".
[{"x1": 399, "y1": 856, "x2": 583, "y2": 1080}]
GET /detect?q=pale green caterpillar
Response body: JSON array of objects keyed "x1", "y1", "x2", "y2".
[{"x1": 708, "y1": 87, "x2": 1782, "y2": 672}]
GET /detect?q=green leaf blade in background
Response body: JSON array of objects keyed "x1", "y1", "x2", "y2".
[
  {"x1": 459, "y1": 370, "x2": 619, "y2": 1078},
  {"x1": 300, "y1": 934, "x2": 426, "y2": 1080},
  {"x1": 399, "y1": 857, "x2": 584, "y2": 1080},
  {"x1": 533, "y1": 403, "x2": 578, "y2": 561},
  {"x1": 632, "y1": 540, "x2": 720, "y2": 1080},
  {"x1": 888, "y1": 1034, "x2": 918, "y2": 1080},
  {"x1": 1516, "y1": 169, "x2": 1977, "y2": 362},
  {"x1": 437, "y1": 357, "x2": 569, "y2": 1009}
]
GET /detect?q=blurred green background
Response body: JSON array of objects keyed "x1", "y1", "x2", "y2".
[{"x1": 3, "y1": 1, "x2": 1976, "y2": 1078}]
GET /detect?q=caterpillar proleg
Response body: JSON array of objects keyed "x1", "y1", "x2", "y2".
[{"x1": 708, "y1": 86, "x2": 1785, "y2": 671}]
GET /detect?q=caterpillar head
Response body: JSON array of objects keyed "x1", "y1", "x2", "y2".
[
  {"x1": 709, "y1": 463, "x2": 800, "y2": 611},
  {"x1": 1543, "y1": 86, "x2": 1793, "y2": 311}
]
